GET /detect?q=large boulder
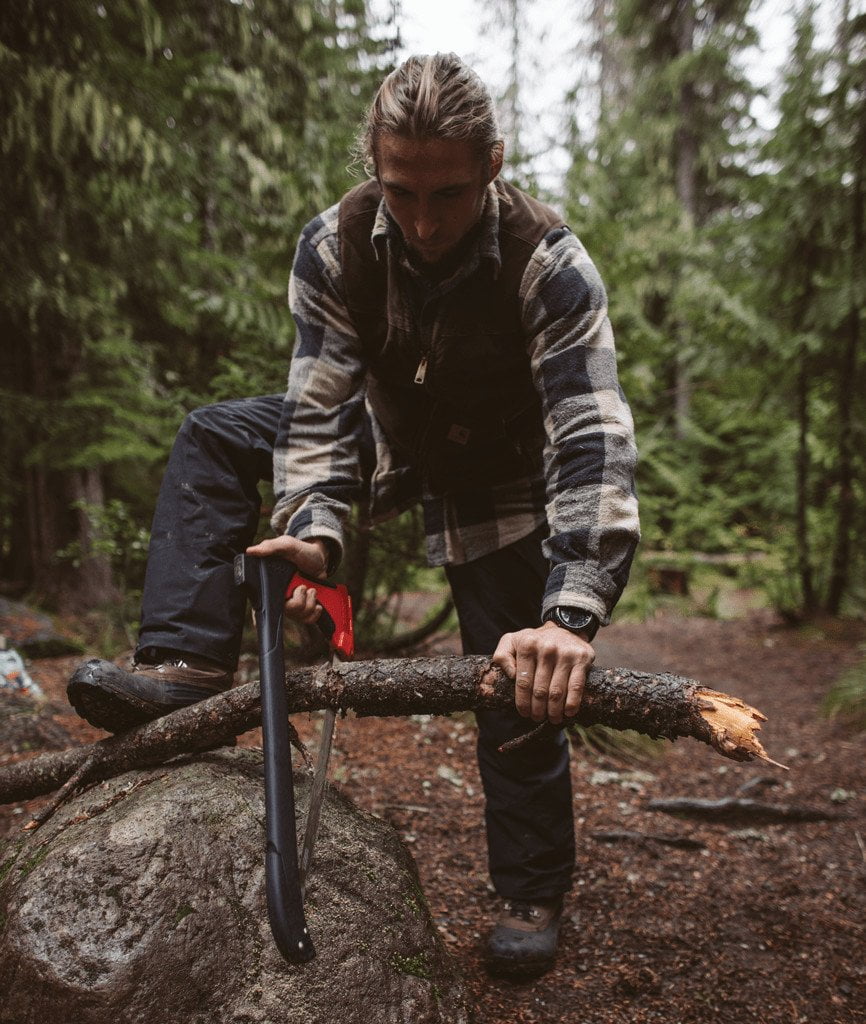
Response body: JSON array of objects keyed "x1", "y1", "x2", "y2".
[
  {"x1": 0, "y1": 597, "x2": 83, "y2": 657},
  {"x1": 0, "y1": 691, "x2": 74, "y2": 755},
  {"x1": 0, "y1": 749, "x2": 470, "y2": 1024}
]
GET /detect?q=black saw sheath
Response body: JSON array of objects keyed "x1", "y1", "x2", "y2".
[{"x1": 235, "y1": 553, "x2": 315, "y2": 964}]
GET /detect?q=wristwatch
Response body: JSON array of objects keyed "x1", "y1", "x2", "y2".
[{"x1": 543, "y1": 606, "x2": 599, "y2": 641}]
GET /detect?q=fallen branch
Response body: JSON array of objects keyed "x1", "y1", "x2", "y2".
[
  {"x1": 0, "y1": 657, "x2": 782, "y2": 806},
  {"x1": 647, "y1": 796, "x2": 841, "y2": 824},
  {"x1": 590, "y1": 830, "x2": 707, "y2": 851},
  {"x1": 375, "y1": 597, "x2": 455, "y2": 653},
  {"x1": 290, "y1": 597, "x2": 454, "y2": 661}
]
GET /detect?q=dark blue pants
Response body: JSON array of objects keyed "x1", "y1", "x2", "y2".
[{"x1": 138, "y1": 395, "x2": 574, "y2": 900}]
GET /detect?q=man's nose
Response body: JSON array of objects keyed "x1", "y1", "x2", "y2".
[{"x1": 414, "y1": 205, "x2": 438, "y2": 240}]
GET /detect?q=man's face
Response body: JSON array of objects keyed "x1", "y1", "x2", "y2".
[{"x1": 376, "y1": 134, "x2": 503, "y2": 266}]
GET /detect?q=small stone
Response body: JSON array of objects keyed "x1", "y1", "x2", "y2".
[
  {"x1": 435, "y1": 765, "x2": 464, "y2": 788},
  {"x1": 830, "y1": 788, "x2": 856, "y2": 803}
]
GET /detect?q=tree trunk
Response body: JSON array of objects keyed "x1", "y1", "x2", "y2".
[
  {"x1": 28, "y1": 466, "x2": 119, "y2": 614},
  {"x1": 825, "y1": 152, "x2": 863, "y2": 613},
  {"x1": 824, "y1": 308, "x2": 858, "y2": 614},
  {"x1": 66, "y1": 467, "x2": 118, "y2": 610},
  {"x1": 0, "y1": 657, "x2": 781, "y2": 806},
  {"x1": 825, "y1": 0, "x2": 864, "y2": 615},
  {"x1": 672, "y1": 0, "x2": 698, "y2": 441},
  {"x1": 343, "y1": 509, "x2": 372, "y2": 616},
  {"x1": 591, "y1": 0, "x2": 627, "y2": 124},
  {"x1": 795, "y1": 354, "x2": 815, "y2": 611}
]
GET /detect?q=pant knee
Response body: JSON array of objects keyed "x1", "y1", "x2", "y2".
[
  {"x1": 175, "y1": 397, "x2": 280, "y2": 466},
  {"x1": 179, "y1": 401, "x2": 234, "y2": 443}
]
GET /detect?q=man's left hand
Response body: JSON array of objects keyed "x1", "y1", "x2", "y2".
[{"x1": 492, "y1": 622, "x2": 595, "y2": 724}]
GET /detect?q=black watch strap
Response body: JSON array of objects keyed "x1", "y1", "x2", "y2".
[{"x1": 543, "y1": 606, "x2": 599, "y2": 641}]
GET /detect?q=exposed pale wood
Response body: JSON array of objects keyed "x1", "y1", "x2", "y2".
[{"x1": 694, "y1": 689, "x2": 788, "y2": 770}]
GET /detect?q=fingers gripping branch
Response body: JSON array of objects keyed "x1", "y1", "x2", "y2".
[{"x1": 492, "y1": 622, "x2": 595, "y2": 724}]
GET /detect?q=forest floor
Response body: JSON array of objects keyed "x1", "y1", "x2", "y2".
[{"x1": 2, "y1": 601, "x2": 865, "y2": 1024}]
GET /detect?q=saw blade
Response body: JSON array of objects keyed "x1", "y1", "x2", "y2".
[{"x1": 298, "y1": 704, "x2": 336, "y2": 892}]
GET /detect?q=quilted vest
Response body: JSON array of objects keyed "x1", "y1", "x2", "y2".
[{"x1": 339, "y1": 178, "x2": 564, "y2": 494}]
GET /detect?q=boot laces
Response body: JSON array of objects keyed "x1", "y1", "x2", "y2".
[
  {"x1": 132, "y1": 657, "x2": 191, "y2": 672},
  {"x1": 506, "y1": 900, "x2": 542, "y2": 923}
]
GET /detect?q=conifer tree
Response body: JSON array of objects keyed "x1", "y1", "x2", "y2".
[
  {"x1": 754, "y1": 2, "x2": 865, "y2": 615},
  {"x1": 563, "y1": 0, "x2": 768, "y2": 556},
  {"x1": 0, "y1": 0, "x2": 389, "y2": 611}
]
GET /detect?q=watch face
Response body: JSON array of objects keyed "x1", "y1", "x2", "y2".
[{"x1": 556, "y1": 607, "x2": 595, "y2": 631}]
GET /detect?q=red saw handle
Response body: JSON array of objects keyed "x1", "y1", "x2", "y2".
[{"x1": 286, "y1": 573, "x2": 354, "y2": 659}]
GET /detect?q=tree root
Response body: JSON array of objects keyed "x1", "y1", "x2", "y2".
[{"x1": 647, "y1": 796, "x2": 842, "y2": 824}]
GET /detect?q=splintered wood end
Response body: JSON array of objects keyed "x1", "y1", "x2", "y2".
[{"x1": 695, "y1": 688, "x2": 788, "y2": 770}]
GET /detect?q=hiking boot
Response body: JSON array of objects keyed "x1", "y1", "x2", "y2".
[
  {"x1": 67, "y1": 655, "x2": 233, "y2": 734},
  {"x1": 485, "y1": 897, "x2": 564, "y2": 978}
]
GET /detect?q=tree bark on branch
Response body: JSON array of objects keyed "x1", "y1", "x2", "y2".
[{"x1": 0, "y1": 656, "x2": 782, "y2": 806}]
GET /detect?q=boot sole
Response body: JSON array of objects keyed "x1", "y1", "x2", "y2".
[
  {"x1": 67, "y1": 659, "x2": 226, "y2": 734},
  {"x1": 484, "y1": 953, "x2": 556, "y2": 980},
  {"x1": 67, "y1": 661, "x2": 163, "y2": 733}
]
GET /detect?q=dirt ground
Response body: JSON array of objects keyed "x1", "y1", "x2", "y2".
[{"x1": 2, "y1": 608, "x2": 865, "y2": 1024}]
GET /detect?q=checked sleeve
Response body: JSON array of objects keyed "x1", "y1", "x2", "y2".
[
  {"x1": 270, "y1": 207, "x2": 368, "y2": 567},
  {"x1": 521, "y1": 228, "x2": 640, "y2": 624}
]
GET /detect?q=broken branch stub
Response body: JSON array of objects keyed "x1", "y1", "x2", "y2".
[{"x1": 693, "y1": 689, "x2": 787, "y2": 770}]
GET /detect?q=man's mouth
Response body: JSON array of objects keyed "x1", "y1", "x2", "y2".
[{"x1": 413, "y1": 242, "x2": 448, "y2": 262}]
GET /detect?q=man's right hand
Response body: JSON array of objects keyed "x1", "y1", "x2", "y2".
[{"x1": 244, "y1": 535, "x2": 329, "y2": 625}]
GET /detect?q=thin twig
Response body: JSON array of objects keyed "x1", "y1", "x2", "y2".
[
  {"x1": 498, "y1": 720, "x2": 565, "y2": 754},
  {"x1": 23, "y1": 751, "x2": 101, "y2": 832}
]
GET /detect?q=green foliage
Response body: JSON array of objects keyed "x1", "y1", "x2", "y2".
[
  {"x1": 389, "y1": 951, "x2": 434, "y2": 980},
  {"x1": 348, "y1": 510, "x2": 448, "y2": 647},
  {"x1": 749, "y1": 2, "x2": 866, "y2": 615},
  {"x1": 0, "y1": 0, "x2": 393, "y2": 611},
  {"x1": 564, "y1": 0, "x2": 865, "y2": 620},
  {"x1": 1, "y1": 0, "x2": 863, "y2": 636},
  {"x1": 823, "y1": 653, "x2": 866, "y2": 730},
  {"x1": 55, "y1": 499, "x2": 150, "y2": 593},
  {"x1": 569, "y1": 723, "x2": 665, "y2": 767}
]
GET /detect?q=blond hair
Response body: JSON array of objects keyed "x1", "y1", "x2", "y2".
[{"x1": 359, "y1": 53, "x2": 502, "y2": 174}]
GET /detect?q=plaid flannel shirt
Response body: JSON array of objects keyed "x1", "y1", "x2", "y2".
[{"x1": 272, "y1": 182, "x2": 639, "y2": 624}]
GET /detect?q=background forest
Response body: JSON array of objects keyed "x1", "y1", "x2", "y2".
[{"x1": 1, "y1": 0, "x2": 863, "y2": 648}]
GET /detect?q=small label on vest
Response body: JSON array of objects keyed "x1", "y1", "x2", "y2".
[
  {"x1": 414, "y1": 356, "x2": 428, "y2": 385},
  {"x1": 447, "y1": 424, "x2": 471, "y2": 445}
]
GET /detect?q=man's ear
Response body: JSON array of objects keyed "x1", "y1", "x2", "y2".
[{"x1": 487, "y1": 141, "x2": 505, "y2": 182}]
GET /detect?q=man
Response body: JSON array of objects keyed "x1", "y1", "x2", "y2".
[{"x1": 68, "y1": 53, "x2": 639, "y2": 978}]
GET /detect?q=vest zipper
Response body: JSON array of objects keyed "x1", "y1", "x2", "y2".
[
  {"x1": 415, "y1": 293, "x2": 436, "y2": 385},
  {"x1": 414, "y1": 355, "x2": 428, "y2": 385}
]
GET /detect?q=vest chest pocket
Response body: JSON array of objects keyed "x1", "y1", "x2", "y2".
[{"x1": 428, "y1": 326, "x2": 532, "y2": 412}]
